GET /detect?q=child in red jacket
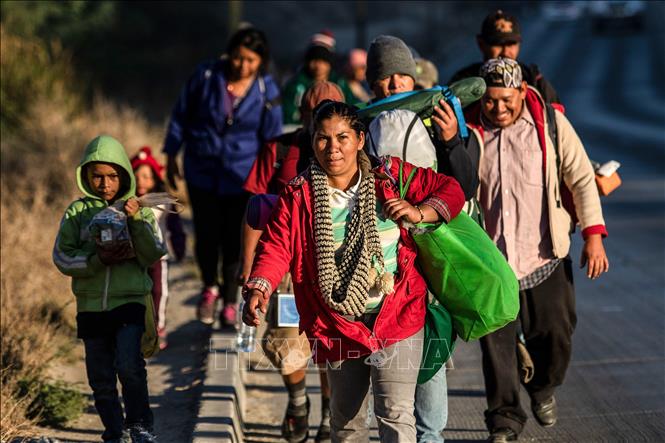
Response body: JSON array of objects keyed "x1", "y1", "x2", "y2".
[{"x1": 131, "y1": 146, "x2": 186, "y2": 350}]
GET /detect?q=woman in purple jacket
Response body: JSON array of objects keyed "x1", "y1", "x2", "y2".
[{"x1": 162, "y1": 27, "x2": 282, "y2": 327}]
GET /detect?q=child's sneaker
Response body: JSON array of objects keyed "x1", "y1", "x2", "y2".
[
  {"x1": 128, "y1": 424, "x2": 157, "y2": 443},
  {"x1": 220, "y1": 303, "x2": 237, "y2": 328},
  {"x1": 197, "y1": 287, "x2": 219, "y2": 325},
  {"x1": 108, "y1": 429, "x2": 132, "y2": 443},
  {"x1": 158, "y1": 327, "x2": 168, "y2": 350}
]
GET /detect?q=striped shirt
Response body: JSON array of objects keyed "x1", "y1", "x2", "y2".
[{"x1": 329, "y1": 175, "x2": 401, "y2": 313}]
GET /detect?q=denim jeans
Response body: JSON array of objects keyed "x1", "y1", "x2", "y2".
[
  {"x1": 83, "y1": 323, "x2": 153, "y2": 441},
  {"x1": 415, "y1": 367, "x2": 448, "y2": 443}
]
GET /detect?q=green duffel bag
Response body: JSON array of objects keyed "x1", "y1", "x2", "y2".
[
  {"x1": 399, "y1": 163, "x2": 519, "y2": 341},
  {"x1": 418, "y1": 301, "x2": 456, "y2": 384},
  {"x1": 357, "y1": 78, "x2": 486, "y2": 139}
]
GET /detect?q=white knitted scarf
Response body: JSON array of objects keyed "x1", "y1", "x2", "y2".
[{"x1": 311, "y1": 151, "x2": 394, "y2": 316}]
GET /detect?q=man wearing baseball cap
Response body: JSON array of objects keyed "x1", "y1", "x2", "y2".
[
  {"x1": 449, "y1": 10, "x2": 560, "y2": 105},
  {"x1": 465, "y1": 58, "x2": 609, "y2": 442}
]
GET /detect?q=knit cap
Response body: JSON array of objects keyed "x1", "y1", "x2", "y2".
[
  {"x1": 366, "y1": 35, "x2": 417, "y2": 86},
  {"x1": 301, "y1": 81, "x2": 345, "y2": 113},
  {"x1": 304, "y1": 44, "x2": 334, "y2": 65},
  {"x1": 415, "y1": 58, "x2": 439, "y2": 89},
  {"x1": 130, "y1": 146, "x2": 163, "y2": 178},
  {"x1": 348, "y1": 48, "x2": 367, "y2": 69},
  {"x1": 310, "y1": 29, "x2": 336, "y2": 50},
  {"x1": 303, "y1": 29, "x2": 336, "y2": 66},
  {"x1": 480, "y1": 57, "x2": 523, "y2": 89}
]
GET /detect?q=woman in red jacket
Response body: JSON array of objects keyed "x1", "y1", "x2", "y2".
[{"x1": 243, "y1": 101, "x2": 464, "y2": 441}]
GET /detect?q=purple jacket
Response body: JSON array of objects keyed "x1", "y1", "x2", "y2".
[{"x1": 163, "y1": 59, "x2": 282, "y2": 195}]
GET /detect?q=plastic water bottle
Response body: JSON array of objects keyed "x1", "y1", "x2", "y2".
[{"x1": 235, "y1": 299, "x2": 257, "y2": 352}]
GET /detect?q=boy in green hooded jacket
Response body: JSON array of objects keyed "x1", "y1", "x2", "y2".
[{"x1": 53, "y1": 135, "x2": 166, "y2": 442}]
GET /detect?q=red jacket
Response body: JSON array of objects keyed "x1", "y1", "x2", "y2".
[
  {"x1": 243, "y1": 130, "x2": 308, "y2": 195},
  {"x1": 247, "y1": 156, "x2": 465, "y2": 363}
]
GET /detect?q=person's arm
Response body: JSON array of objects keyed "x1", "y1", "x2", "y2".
[
  {"x1": 53, "y1": 202, "x2": 106, "y2": 277},
  {"x1": 237, "y1": 215, "x2": 264, "y2": 285},
  {"x1": 431, "y1": 100, "x2": 479, "y2": 200},
  {"x1": 242, "y1": 193, "x2": 295, "y2": 325},
  {"x1": 557, "y1": 111, "x2": 609, "y2": 279},
  {"x1": 259, "y1": 78, "x2": 283, "y2": 142},
  {"x1": 166, "y1": 211, "x2": 186, "y2": 262},
  {"x1": 243, "y1": 140, "x2": 278, "y2": 195},
  {"x1": 127, "y1": 204, "x2": 168, "y2": 268},
  {"x1": 385, "y1": 157, "x2": 466, "y2": 225}
]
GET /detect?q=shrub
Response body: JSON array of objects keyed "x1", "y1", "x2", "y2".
[{"x1": 18, "y1": 379, "x2": 87, "y2": 427}]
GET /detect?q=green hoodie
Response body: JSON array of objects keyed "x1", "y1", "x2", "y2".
[{"x1": 53, "y1": 135, "x2": 167, "y2": 312}]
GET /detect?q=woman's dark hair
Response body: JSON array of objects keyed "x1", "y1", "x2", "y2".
[
  {"x1": 226, "y1": 27, "x2": 270, "y2": 68},
  {"x1": 312, "y1": 100, "x2": 366, "y2": 137}
]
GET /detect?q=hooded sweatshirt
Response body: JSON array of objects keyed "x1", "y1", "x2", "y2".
[{"x1": 53, "y1": 135, "x2": 167, "y2": 313}]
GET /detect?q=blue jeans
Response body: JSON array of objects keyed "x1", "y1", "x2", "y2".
[
  {"x1": 415, "y1": 367, "x2": 448, "y2": 443},
  {"x1": 83, "y1": 323, "x2": 153, "y2": 441}
]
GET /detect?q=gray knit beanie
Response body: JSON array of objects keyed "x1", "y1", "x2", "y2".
[{"x1": 366, "y1": 35, "x2": 417, "y2": 87}]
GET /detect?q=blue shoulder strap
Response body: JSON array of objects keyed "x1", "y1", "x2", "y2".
[
  {"x1": 441, "y1": 86, "x2": 468, "y2": 139},
  {"x1": 364, "y1": 85, "x2": 468, "y2": 139}
]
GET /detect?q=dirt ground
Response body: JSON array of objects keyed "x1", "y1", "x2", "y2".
[{"x1": 29, "y1": 222, "x2": 213, "y2": 443}]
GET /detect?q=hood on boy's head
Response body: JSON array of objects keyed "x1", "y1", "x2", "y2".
[{"x1": 76, "y1": 135, "x2": 135, "y2": 200}]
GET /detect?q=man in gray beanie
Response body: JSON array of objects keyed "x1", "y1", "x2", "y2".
[
  {"x1": 364, "y1": 34, "x2": 481, "y2": 443},
  {"x1": 366, "y1": 35, "x2": 418, "y2": 98}
]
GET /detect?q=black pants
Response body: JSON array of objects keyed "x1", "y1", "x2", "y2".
[
  {"x1": 83, "y1": 324, "x2": 152, "y2": 441},
  {"x1": 188, "y1": 186, "x2": 249, "y2": 304},
  {"x1": 480, "y1": 258, "x2": 577, "y2": 435}
]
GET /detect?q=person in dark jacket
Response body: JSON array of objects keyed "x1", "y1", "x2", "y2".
[
  {"x1": 449, "y1": 10, "x2": 561, "y2": 106},
  {"x1": 162, "y1": 27, "x2": 282, "y2": 327},
  {"x1": 364, "y1": 34, "x2": 481, "y2": 443},
  {"x1": 366, "y1": 35, "x2": 479, "y2": 201}
]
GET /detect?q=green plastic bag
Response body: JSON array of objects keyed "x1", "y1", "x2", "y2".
[
  {"x1": 398, "y1": 162, "x2": 519, "y2": 341},
  {"x1": 141, "y1": 293, "x2": 159, "y2": 358},
  {"x1": 418, "y1": 301, "x2": 456, "y2": 384},
  {"x1": 411, "y1": 214, "x2": 519, "y2": 341}
]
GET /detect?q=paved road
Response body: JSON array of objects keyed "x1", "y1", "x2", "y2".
[{"x1": 242, "y1": 5, "x2": 665, "y2": 442}]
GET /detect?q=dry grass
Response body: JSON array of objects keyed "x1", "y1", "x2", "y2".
[{"x1": 1, "y1": 27, "x2": 167, "y2": 440}]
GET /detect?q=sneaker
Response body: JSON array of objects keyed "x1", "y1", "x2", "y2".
[
  {"x1": 128, "y1": 424, "x2": 158, "y2": 443},
  {"x1": 486, "y1": 427, "x2": 518, "y2": 443},
  {"x1": 315, "y1": 398, "x2": 331, "y2": 443},
  {"x1": 282, "y1": 396, "x2": 310, "y2": 443},
  {"x1": 197, "y1": 287, "x2": 218, "y2": 325},
  {"x1": 314, "y1": 422, "x2": 331, "y2": 442},
  {"x1": 220, "y1": 303, "x2": 238, "y2": 328},
  {"x1": 157, "y1": 327, "x2": 168, "y2": 350},
  {"x1": 108, "y1": 429, "x2": 132, "y2": 443}
]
